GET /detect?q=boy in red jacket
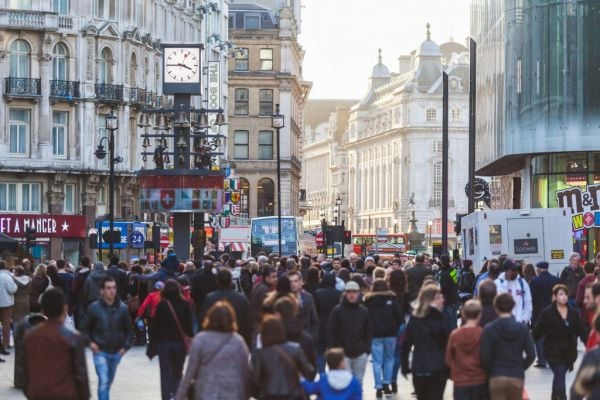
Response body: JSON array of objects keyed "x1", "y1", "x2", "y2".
[{"x1": 445, "y1": 299, "x2": 488, "y2": 399}]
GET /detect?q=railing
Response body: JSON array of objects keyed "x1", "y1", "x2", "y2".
[
  {"x1": 129, "y1": 87, "x2": 146, "y2": 106},
  {"x1": 58, "y1": 15, "x2": 72, "y2": 29},
  {"x1": 95, "y1": 83, "x2": 123, "y2": 102},
  {"x1": 50, "y1": 80, "x2": 79, "y2": 99},
  {"x1": 0, "y1": 9, "x2": 58, "y2": 30},
  {"x1": 4, "y1": 77, "x2": 41, "y2": 96}
]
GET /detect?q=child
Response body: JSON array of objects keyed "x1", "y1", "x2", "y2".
[
  {"x1": 445, "y1": 299, "x2": 488, "y2": 400},
  {"x1": 302, "y1": 348, "x2": 362, "y2": 400}
]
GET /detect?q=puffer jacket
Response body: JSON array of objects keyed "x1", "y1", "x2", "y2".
[
  {"x1": 363, "y1": 290, "x2": 404, "y2": 338},
  {"x1": 80, "y1": 298, "x2": 133, "y2": 353},
  {"x1": 314, "y1": 274, "x2": 342, "y2": 352},
  {"x1": 0, "y1": 269, "x2": 18, "y2": 307},
  {"x1": 327, "y1": 296, "x2": 373, "y2": 357},
  {"x1": 251, "y1": 342, "x2": 315, "y2": 399}
]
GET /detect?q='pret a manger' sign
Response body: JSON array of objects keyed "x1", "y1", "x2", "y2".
[
  {"x1": 556, "y1": 184, "x2": 600, "y2": 231},
  {"x1": 0, "y1": 214, "x2": 87, "y2": 238}
]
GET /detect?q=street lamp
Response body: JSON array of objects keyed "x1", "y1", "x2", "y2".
[
  {"x1": 272, "y1": 103, "x2": 285, "y2": 255},
  {"x1": 427, "y1": 219, "x2": 433, "y2": 251},
  {"x1": 95, "y1": 107, "x2": 121, "y2": 257},
  {"x1": 334, "y1": 195, "x2": 341, "y2": 225}
]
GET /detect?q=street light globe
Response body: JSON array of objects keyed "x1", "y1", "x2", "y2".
[{"x1": 105, "y1": 112, "x2": 118, "y2": 130}]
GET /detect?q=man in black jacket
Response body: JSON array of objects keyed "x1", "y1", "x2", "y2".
[
  {"x1": 405, "y1": 254, "x2": 433, "y2": 303},
  {"x1": 327, "y1": 281, "x2": 373, "y2": 384},
  {"x1": 288, "y1": 271, "x2": 319, "y2": 340},
  {"x1": 438, "y1": 255, "x2": 460, "y2": 329},
  {"x1": 106, "y1": 256, "x2": 129, "y2": 302},
  {"x1": 81, "y1": 276, "x2": 133, "y2": 400},
  {"x1": 190, "y1": 261, "x2": 217, "y2": 322},
  {"x1": 480, "y1": 293, "x2": 535, "y2": 400},
  {"x1": 314, "y1": 273, "x2": 342, "y2": 373},
  {"x1": 200, "y1": 268, "x2": 252, "y2": 347}
]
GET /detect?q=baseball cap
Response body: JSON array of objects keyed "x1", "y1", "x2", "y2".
[{"x1": 344, "y1": 281, "x2": 360, "y2": 292}]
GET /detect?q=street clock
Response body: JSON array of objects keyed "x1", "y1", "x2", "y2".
[{"x1": 161, "y1": 44, "x2": 203, "y2": 94}]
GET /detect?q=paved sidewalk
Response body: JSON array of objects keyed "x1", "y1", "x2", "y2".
[{"x1": 0, "y1": 345, "x2": 581, "y2": 399}]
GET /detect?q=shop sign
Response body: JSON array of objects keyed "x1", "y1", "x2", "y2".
[
  {"x1": 0, "y1": 214, "x2": 86, "y2": 238},
  {"x1": 514, "y1": 238, "x2": 539, "y2": 255},
  {"x1": 556, "y1": 184, "x2": 600, "y2": 231},
  {"x1": 139, "y1": 174, "x2": 224, "y2": 213},
  {"x1": 551, "y1": 249, "x2": 565, "y2": 260}
]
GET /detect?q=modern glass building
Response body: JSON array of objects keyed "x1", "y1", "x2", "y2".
[{"x1": 472, "y1": 0, "x2": 600, "y2": 258}]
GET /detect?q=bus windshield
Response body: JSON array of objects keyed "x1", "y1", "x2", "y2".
[{"x1": 251, "y1": 217, "x2": 298, "y2": 256}]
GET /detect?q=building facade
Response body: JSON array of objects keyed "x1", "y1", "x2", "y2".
[
  {"x1": 345, "y1": 30, "x2": 470, "y2": 246},
  {"x1": 227, "y1": 1, "x2": 310, "y2": 219},
  {"x1": 0, "y1": 0, "x2": 229, "y2": 263},
  {"x1": 472, "y1": 0, "x2": 600, "y2": 259}
]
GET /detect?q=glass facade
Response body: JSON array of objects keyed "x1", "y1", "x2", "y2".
[{"x1": 471, "y1": 1, "x2": 600, "y2": 173}]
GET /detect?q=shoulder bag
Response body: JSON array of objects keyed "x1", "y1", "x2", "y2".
[{"x1": 166, "y1": 300, "x2": 193, "y2": 353}]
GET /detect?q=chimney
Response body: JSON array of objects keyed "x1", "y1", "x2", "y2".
[{"x1": 398, "y1": 55, "x2": 412, "y2": 74}]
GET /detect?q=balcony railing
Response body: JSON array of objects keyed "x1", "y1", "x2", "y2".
[
  {"x1": 50, "y1": 80, "x2": 80, "y2": 99},
  {"x1": 129, "y1": 87, "x2": 146, "y2": 106},
  {"x1": 0, "y1": 9, "x2": 59, "y2": 31},
  {"x1": 4, "y1": 77, "x2": 41, "y2": 97},
  {"x1": 95, "y1": 83, "x2": 123, "y2": 102},
  {"x1": 58, "y1": 15, "x2": 73, "y2": 29}
]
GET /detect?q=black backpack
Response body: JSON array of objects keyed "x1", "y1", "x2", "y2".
[{"x1": 459, "y1": 269, "x2": 476, "y2": 293}]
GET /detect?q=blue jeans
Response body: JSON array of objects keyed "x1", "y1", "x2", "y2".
[
  {"x1": 548, "y1": 361, "x2": 568, "y2": 400},
  {"x1": 157, "y1": 341, "x2": 186, "y2": 400},
  {"x1": 392, "y1": 323, "x2": 406, "y2": 383},
  {"x1": 444, "y1": 303, "x2": 459, "y2": 330},
  {"x1": 535, "y1": 337, "x2": 546, "y2": 365},
  {"x1": 93, "y1": 351, "x2": 122, "y2": 400},
  {"x1": 371, "y1": 337, "x2": 396, "y2": 389}
]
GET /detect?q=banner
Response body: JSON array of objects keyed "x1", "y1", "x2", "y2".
[
  {"x1": 139, "y1": 174, "x2": 224, "y2": 213},
  {"x1": 556, "y1": 184, "x2": 600, "y2": 231},
  {"x1": 0, "y1": 214, "x2": 86, "y2": 238}
]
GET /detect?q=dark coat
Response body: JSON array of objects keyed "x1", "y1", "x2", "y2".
[
  {"x1": 327, "y1": 297, "x2": 373, "y2": 358},
  {"x1": 560, "y1": 265, "x2": 585, "y2": 300},
  {"x1": 251, "y1": 342, "x2": 315, "y2": 399},
  {"x1": 106, "y1": 265, "x2": 129, "y2": 301},
  {"x1": 401, "y1": 306, "x2": 450, "y2": 375},
  {"x1": 363, "y1": 291, "x2": 404, "y2": 338},
  {"x1": 529, "y1": 271, "x2": 561, "y2": 323},
  {"x1": 314, "y1": 278, "x2": 342, "y2": 352},
  {"x1": 571, "y1": 347, "x2": 600, "y2": 400},
  {"x1": 250, "y1": 282, "x2": 272, "y2": 325},
  {"x1": 190, "y1": 267, "x2": 217, "y2": 313},
  {"x1": 298, "y1": 290, "x2": 319, "y2": 340},
  {"x1": 152, "y1": 297, "x2": 193, "y2": 343},
  {"x1": 80, "y1": 298, "x2": 133, "y2": 353},
  {"x1": 533, "y1": 304, "x2": 588, "y2": 368},
  {"x1": 438, "y1": 267, "x2": 460, "y2": 306},
  {"x1": 282, "y1": 316, "x2": 317, "y2": 368},
  {"x1": 201, "y1": 287, "x2": 253, "y2": 347},
  {"x1": 405, "y1": 264, "x2": 433, "y2": 302}
]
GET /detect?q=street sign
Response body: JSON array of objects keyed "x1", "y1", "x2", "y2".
[
  {"x1": 160, "y1": 235, "x2": 170, "y2": 247},
  {"x1": 376, "y1": 227, "x2": 389, "y2": 243},
  {"x1": 315, "y1": 231, "x2": 324, "y2": 246},
  {"x1": 128, "y1": 231, "x2": 145, "y2": 249}
]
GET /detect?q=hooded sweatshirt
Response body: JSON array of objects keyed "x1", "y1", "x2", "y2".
[
  {"x1": 445, "y1": 325, "x2": 487, "y2": 387},
  {"x1": 301, "y1": 369, "x2": 362, "y2": 400},
  {"x1": 495, "y1": 272, "x2": 533, "y2": 323},
  {"x1": 480, "y1": 316, "x2": 535, "y2": 379}
]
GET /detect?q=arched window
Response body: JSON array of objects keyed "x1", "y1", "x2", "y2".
[
  {"x1": 426, "y1": 108, "x2": 437, "y2": 122},
  {"x1": 10, "y1": 40, "x2": 30, "y2": 78},
  {"x1": 257, "y1": 178, "x2": 274, "y2": 217},
  {"x1": 52, "y1": 43, "x2": 68, "y2": 81},
  {"x1": 130, "y1": 53, "x2": 137, "y2": 86},
  {"x1": 239, "y1": 178, "x2": 250, "y2": 217},
  {"x1": 98, "y1": 48, "x2": 113, "y2": 83}
]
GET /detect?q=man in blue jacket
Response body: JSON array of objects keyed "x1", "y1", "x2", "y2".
[
  {"x1": 302, "y1": 348, "x2": 362, "y2": 400},
  {"x1": 529, "y1": 261, "x2": 560, "y2": 368}
]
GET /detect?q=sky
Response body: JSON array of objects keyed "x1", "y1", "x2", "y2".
[{"x1": 299, "y1": 0, "x2": 471, "y2": 100}]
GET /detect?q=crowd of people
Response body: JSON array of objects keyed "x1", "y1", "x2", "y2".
[{"x1": 2, "y1": 249, "x2": 600, "y2": 399}]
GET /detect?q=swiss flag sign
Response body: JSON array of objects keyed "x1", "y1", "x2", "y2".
[{"x1": 160, "y1": 190, "x2": 176, "y2": 210}]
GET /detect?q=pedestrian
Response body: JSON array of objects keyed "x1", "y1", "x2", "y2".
[
  {"x1": 175, "y1": 301, "x2": 249, "y2": 400},
  {"x1": 13, "y1": 312, "x2": 46, "y2": 386},
  {"x1": 71, "y1": 257, "x2": 92, "y2": 327},
  {"x1": 190, "y1": 261, "x2": 217, "y2": 321},
  {"x1": 302, "y1": 347, "x2": 363, "y2": 400},
  {"x1": 274, "y1": 296, "x2": 317, "y2": 368},
  {"x1": 445, "y1": 299, "x2": 487, "y2": 400},
  {"x1": 585, "y1": 282, "x2": 600, "y2": 351},
  {"x1": 473, "y1": 259, "x2": 501, "y2": 298},
  {"x1": 576, "y1": 261, "x2": 597, "y2": 327},
  {"x1": 522, "y1": 263, "x2": 536, "y2": 284},
  {"x1": 438, "y1": 254, "x2": 460, "y2": 329},
  {"x1": 23, "y1": 288, "x2": 89, "y2": 400},
  {"x1": 137, "y1": 281, "x2": 164, "y2": 344},
  {"x1": 327, "y1": 281, "x2": 373, "y2": 384},
  {"x1": 387, "y1": 268, "x2": 408, "y2": 394},
  {"x1": 364, "y1": 279, "x2": 404, "y2": 399},
  {"x1": 81, "y1": 276, "x2": 133, "y2": 400},
  {"x1": 0, "y1": 260, "x2": 17, "y2": 355},
  {"x1": 303, "y1": 266, "x2": 320, "y2": 295},
  {"x1": 405, "y1": 254, "x2": 433, "y2": 303},
  {"x1": 250, "y1": 266, "x2": 278, "y2": 326},
  {"x1": 83, "y1": 262, "x2": 107, "y2": 307},
  {"x1": 533, "y1": 284, "x2": 588, "y2": 400},
  {"x1": 529, "y1": 260, "x2": 561, "y2": 368},
  {"x1": 477, "y1": 279, "x2": 499, "y2": 327},
  {"x1": 152, "y1": 279, "x2": 193, "y2": 400},
  {"x1": 495, "y1": 259, "x2": 533, "y2": 324},
  {"x1": 200, "y1": 268, "x2": 252, "y2": 347},
  {"x1": 288, "y1": 270, "x2": 319, "y2": 340},
  {"x1": 480, "y1": 293, "x2": 535, "y2": 400},
  {"x1": 571, "y1": 314, "x2": 600, "y2": 400},
  {"x1": 56, "y1": 259, "x2": 75, "y2": 309},
  {"x1": 401, "y1": 284, "x2": 450, "y2": 400},
  {"x1": 314, "y1": 273, "x2": 342, "y2": 374},
  {"x1": 30, "y1": 264, "x2": 49, "y2": 313},
  {"x1": 251, "y1": 314, "x2": 315, "y2": 400},
  {"x1": 12, "y1": 266, "x2": 32, "y2": 325},
  {"x1": 106, "y1": 256, "x2": 129, "y2": 302},
  {"x1": 560, "y1": 252, "x2": 585, "y2": 309}
]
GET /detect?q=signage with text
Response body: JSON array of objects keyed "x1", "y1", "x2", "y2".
[
  {"x1": 513, "y1": 238, "x2": 539, "y2": 255},
  {"x1": 0, "y1": 214, "x2": 86, "y2": 238},
  {"x1": 139, "y1": 174, "x2": 224, "y2": 213},
  {"x1": 556, "y1": 184, "x2": 600, "y2": 231}
]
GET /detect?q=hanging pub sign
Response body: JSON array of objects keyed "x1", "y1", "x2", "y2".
[{"x1": 556, "y1": 184, "x2": 600, "y2": 231}]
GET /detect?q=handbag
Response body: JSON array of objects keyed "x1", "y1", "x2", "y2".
[
  {"x1": 166, "y1": 300, "x2": 192, "y2": 353},
  {"x1": 128, "y1": 280, "x2": 141, "y2": 314}
]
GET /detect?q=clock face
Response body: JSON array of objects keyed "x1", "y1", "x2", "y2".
[{"x1": 164, "y1": 47, "x2": 200, "y2": 83}]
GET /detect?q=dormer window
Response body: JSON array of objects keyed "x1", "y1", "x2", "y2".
[{"x1": 244, "y1": 15, "x2": 260, "y2": 29}]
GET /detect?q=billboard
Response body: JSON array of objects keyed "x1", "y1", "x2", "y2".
[{"x1": 139, "y1": 174, "x2": 224, "y2": 213}]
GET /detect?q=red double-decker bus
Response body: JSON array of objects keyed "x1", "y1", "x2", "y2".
[{"x1": 352, "y1": 233, "x2": 408, "y2": 257}]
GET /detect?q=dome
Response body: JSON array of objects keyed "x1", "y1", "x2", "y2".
[
  {"x1": 417, "y1": 23, "x2": 441, "y2": 57},
  {"x1": 371, "y1": 48, "x2": 390, "y2": 78}
]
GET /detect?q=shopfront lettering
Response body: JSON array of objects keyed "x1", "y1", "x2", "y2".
[
  {"x1": 557, "y1": 184, "x2": 600, "y2": 231},
  {"x1": 0, "y1": 214, "x2": 86, "y2": 238}
]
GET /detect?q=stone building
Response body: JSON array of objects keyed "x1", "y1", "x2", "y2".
[
  {"x1": 345, "y1": 27, "x2": 470, "y2": 246},
  {"x1": 0, "y1": 0, "x2": 229, "y2": 262},
  {"x1": 227, "y1": 1, "x2": 311, "y2": 219}
]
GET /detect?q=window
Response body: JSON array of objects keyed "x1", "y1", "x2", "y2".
[
  {"x1": 52, "y1": 43, "x2": 68, "y2": 81},
  {"x1": 52, "y1": 111, "x2": 68, "y2": 157},
  {"x1": 257, "y1": 178, "x2": 275, "y2": 217},
  {"x1": 10, "y1": 40, "x2": 30, "y2": 78},
  {"x1": 9, "y1": 109, "x2": 29, "y2": 155},
  {"x1": 259, "y1": 48, "x2": 273, "y2": 71},
  {"x1": 258, "y1": 130, "x2": 273, "y2": 160},
  {"x1": 234, "y1": 131, "x2": 249, "y2": 159},
  {"x1": 259, "y1": 89, "x2": 273, "y2": 116},
  {"x1": 239, "y1": 178, "x2": 250, "y2": 217},
  {"x1": 98, "y1": 48, "x2": 113, "y2": 83},
  {"x1": 244, "y1": 15, "x2": 259, "y2": 29},
  {"x1": 95, "y1": 0, "x2": 115, "y2": 19},
  {"x1": 451, "y1": 109, "x2": 461, "y2": 122},
  {"x1": 234, "y1": 88, "x2": 249, "y2": 115},
  {"x1": 235, "y1": 48, "x2": 249, "y2": 71},
  {"x1": 432, "y1": 162, "x2": 442, "y2": 206},
  {"x1": 64, "y1": 184, "x2": 75, "y2": 213},
  {"x1": 52, "y1": 0, "x2": 68, "y2": 13},
  {"x1": 426, "y1": 108, "x2": 437, "y2": 122},
  {"x1": 10, "y1": 0, "x2": 31, "y2": 9},
  {"x1": 20, "y1": 183, "x2": 41, "y2": 212},
  {"x1": 433, "y1": 140, "x2": 442, "y2": 153},
  {"x1": 0, "y1": 184, "x2": 17, "y2": 211}
]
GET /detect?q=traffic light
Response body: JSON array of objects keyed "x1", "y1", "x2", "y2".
[
  {"x1": 343, "y1": 230, "x2": 352, "y2": 245},
  {"x1": 101, "y1": 229, "x2": 121, "y2": 244},
  {"x1": 25, "y1": 227, "x2": 36, "y2": 248},
  {"x1": 152, "y1": 223, "x2": 161, "y2": 250}
]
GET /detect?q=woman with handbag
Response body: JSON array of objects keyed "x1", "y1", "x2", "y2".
[
  {"x1": 152, "y1": 279, "x2": 193, "y2": 400},
  {"x1": 175, "y1": 301, "x2": 250, "y2": 400}
]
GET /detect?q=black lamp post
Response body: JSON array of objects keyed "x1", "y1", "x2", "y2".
[
  {"x1": 271, "y1": 104, "x2": 285, "y2": 255},
  {"x1": 95, "y1": 107, "x2": 121, "y2": 257},
  {"x1": 334, "y1": 195, "x2": 341, "y2": 225},
  {"x1": 319, "y1": 207, "x2": 327, "y2": 256}
]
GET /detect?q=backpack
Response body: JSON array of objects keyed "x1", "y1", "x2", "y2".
[{"x1": 459, "y1": 270, "x2": 475, "y2": 293}]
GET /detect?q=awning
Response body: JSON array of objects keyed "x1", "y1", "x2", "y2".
[
  {"x1": 220, "y1": 242, "x2": 249, "y2": 252},
  {"x1": 0, "y1": 232, "x2": 18, "y2": 252}
]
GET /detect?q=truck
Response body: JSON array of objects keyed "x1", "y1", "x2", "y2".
[
  {"x1": 460, "y1": 208, "x2": 573, "y2": 275},
  {"x1": 218, "y1": 225, "x2": 251, "y2": 260}
]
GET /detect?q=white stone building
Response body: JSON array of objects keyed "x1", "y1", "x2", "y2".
[
  {"x1": 345, "y1": 28, "x2": 470, "y2": 245},
  {"x1": 0, "y1": 0, "x2": 229, "y2": 261}
]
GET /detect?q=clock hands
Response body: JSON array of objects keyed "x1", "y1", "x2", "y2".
[{"x1": 166, "y1": 63, "x2": 193, "y2": 71}]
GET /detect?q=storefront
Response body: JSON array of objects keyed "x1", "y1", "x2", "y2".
[{"x1": 531, "y1": 152, "x2": 600, "y2": 260}]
